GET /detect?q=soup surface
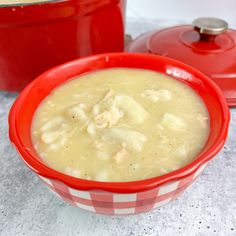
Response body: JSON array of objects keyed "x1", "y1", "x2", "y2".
[{"x1": 32, "y1": 68, "x2": 209, "y2": 182}]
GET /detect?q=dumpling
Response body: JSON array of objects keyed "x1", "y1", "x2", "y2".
[{"x1": 103, "y1": 127, "x2": 147, "y2": 152}]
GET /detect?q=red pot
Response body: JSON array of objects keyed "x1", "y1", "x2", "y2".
[
  {"x1": 127, "y1": 18, "x2": 236, "y2": 106},
  {"x1": 0, "y1": 0, "x2": 126, "y2": 92},
  {"x1": 8, "y1": 53, "x2": 230, "y2": 215}
]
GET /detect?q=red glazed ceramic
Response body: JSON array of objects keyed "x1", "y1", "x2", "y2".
[
  {"x1": 127, "y1": 17, "x2": 236, "y2": 107},
  {"x1": 0, "y1": 0, "x2": 126, "y2": 92},
  {"x1": 8, "y1": 53, "x2": 230, "y2": 215}
]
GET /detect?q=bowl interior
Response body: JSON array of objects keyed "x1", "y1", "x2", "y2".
[{"x1": 9, "y1": 53, "x2": 229, "y2": 192}]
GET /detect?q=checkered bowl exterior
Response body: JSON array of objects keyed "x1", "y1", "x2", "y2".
[{"x1": 38, "y1": 163, "x2": 207, "y2": 215}]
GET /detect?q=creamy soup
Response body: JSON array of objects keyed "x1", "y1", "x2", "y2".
[{"x1": 32, "y1": 68, "x2": 209, "y2": 182}]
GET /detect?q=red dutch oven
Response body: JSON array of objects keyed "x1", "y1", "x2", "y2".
[
  {"x1": 0, "y1": 0, "x2": 126, "y2": 92},
  {"x1": 127, "y1": 17, "x2": 236, "y2": 107}
]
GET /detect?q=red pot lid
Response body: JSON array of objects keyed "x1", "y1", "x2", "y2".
[{"x1": 127, "y1": 17, "x2": 236, "y2": 107}]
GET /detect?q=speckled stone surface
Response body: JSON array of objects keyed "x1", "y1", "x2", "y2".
[{"x1": 0, "y1": 19, "x2": 236, "y2": 236}]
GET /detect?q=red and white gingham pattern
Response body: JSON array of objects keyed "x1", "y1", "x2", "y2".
[{"x1": 39, "y1": 163, "x2": 207, "y2": 215}]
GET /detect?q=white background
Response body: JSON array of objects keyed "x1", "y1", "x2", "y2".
[{"x1": 127, "y1": 0, "x2": 236, "y2": 27}]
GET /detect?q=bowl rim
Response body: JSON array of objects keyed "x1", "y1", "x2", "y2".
[{"x1": 8, "y1": 52, "x2": 230, "y2": 193}]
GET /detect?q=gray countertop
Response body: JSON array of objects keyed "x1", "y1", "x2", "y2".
[{"x1": 0, "y1": 19, "x2": 236, "y2": 236}]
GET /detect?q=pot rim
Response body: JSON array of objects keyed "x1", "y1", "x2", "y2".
[
  {"x1": 0, "y1": 0, "x2": 63, "y2": 8},
  {"x1": 0, "y1": 0, "x2": 119, "y2": 8}
]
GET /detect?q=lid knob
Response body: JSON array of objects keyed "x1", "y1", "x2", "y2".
[{"x1": 193, "y1": 17, "x2": 228, "y2": 35}]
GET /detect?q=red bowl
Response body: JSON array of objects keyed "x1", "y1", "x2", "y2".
[{"x1": 8, "y1": 53, "x2": 230, "y2": 215}]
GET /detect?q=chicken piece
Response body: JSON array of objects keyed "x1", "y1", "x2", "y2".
[
  {"x1": 94, "y1": 111, "x2": 111, "y2": 126},
  {"x1": 142, "y1": 89, "x2": 172, "y2": 102},
  {"x1": 108, "y1": 107, "x2": 124, "y2": 127},
  {"x1": 103, "y1": 89, "x2": 115, "y2": 101},
  {"x1": 87, "y1": 122, "x2": 96, "y2": 136},
  {"x1": 161, "y1": 113, "x2": 185, "y2": 130},
  {"x1": 113, "y1": 148, "x2": 129, "y2": 163},
  {"x1": 92, "y1": 104, "x2": 101, "y2": 116},
  {"x1": 115, "y1": 95, "x2": 148, "y2": 124},
  {"x1": 103, "y1": 127, "x2": 147, "y2": 152},
  {"x1": 94, "y1": 106, "x2": 124, "y2": 128}
]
